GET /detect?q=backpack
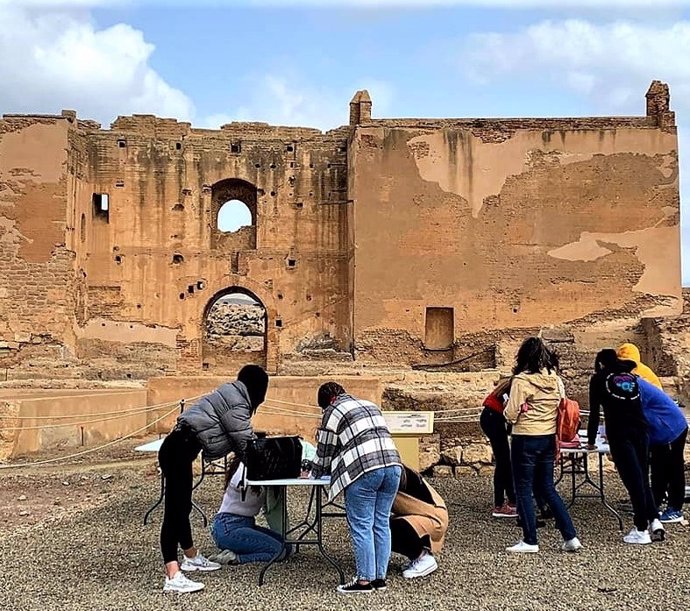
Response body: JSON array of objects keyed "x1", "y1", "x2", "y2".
[{"x1": 557, "y1": 397, "x2": 581, "y2": 445}]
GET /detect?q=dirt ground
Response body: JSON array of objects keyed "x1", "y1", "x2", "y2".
[{"x1": 2, "y1": 453, "x2": 690, "y2": 611}]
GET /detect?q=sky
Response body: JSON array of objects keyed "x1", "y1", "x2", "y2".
[{"x1": 2, "y1": 0, "x2": 690, "y2": 281}]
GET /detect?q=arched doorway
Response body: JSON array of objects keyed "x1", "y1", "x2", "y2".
[
  {"x1": 202, "y1": 288, "x2": 267, "y2": 373},
  {"x1": 211, "y1": 179, "x2": 257, "y2": 251}
]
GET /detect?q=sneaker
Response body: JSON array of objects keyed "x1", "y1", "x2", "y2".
[
  {"x1": 163, "y1": 571, "x2": 204, "y2": 594},
  {"x1": 562, "y1": 537, "x2": 582, "y2": 552},
  {"x1": 181, "y1": 552, "x2": 222, "y2": 572},
  {"x1": 650, "y1": 519, "x2": 666, "y2": 542},
  {"x1": 337, "y1": 578, "x2": 374, "y2": 594},
  {"x1": 660, "y1": 508, "x2": 684, "y2": 524},
  {"x1": 402, "y1": 551, "x2": 438, "y2": 579},
  {"x1": 492, "y1": 503, "x2": 518, "y2": 518},
  {"x1": 208, "y1": 549, "x2": 238, "y2": 565},
  {"x1": 506, "y1": 541, "x2": 539, "y2": 553},
  {"x1": 371, "y1": 579, "x2": 387, "y2": 591},
  {"x1": 623, "y1": 527, "x2": 652, "y2": 545}
]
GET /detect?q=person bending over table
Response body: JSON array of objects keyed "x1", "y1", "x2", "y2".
[
  {"x1": 310, "y1": 382, "x2": 402, "y2": 595},
  {"x1": 158, "y1": 365, "x2": 269, "y2": 594},
  {"x1": 587, "y1": 350, "x2": 664, "y2": 545},
  {"x1": 209, "y1": 457, "x2": 289, "y2": 565},
  {"x1": 390, "y1": 465, "x2": 448, "y2": 579}
]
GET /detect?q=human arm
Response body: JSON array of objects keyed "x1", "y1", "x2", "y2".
[
  {"x1": 218, "y1": 402, "x2": 254, "y2": 462},
  {"x1": 310, "y1": 408, "x2": 340, "y2": 478},
  {"x1": 504, "y1": 377, "x2": 528, "y2": 424}
]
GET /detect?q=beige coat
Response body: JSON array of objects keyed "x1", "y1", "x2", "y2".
[
  {"x1": 391, "y1": 479, "x2": 448, "y2": 554},
  {"x1": 504, "y1": 370, "x2": 564, "y2": 436}
]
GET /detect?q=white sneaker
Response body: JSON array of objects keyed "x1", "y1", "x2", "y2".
[
  {"x1": 208, "y1": 549, "x2": 238, "y2": 565},
  {"x1": 506, "y1": 541, "x2": 539, "y2": 553},
  {"x1": 623, "y1": 527, "x2": 652, "y2": 545},
  {"x1": 402, "y1": 551, "x2": 438, "y2": 579},
  {"x1": 562, "y1": 537, "x2": 582, "y2": 552},
  {"x1": 650, "y1": 519, "x2": 666, "y2": 542},
  {"x1": 181, "y1": 552, "x2": 222, "y2": 572},
  {"x1": 163, "y1": 571, "x2": 205, "y2": 594}
]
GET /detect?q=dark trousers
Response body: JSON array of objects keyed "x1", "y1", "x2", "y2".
[
  {"x1": 609, "y1": 432, "x2": 658, "y2": 531},
  {"x1": 158, "y1": 427, "x2": 202, "y2": 564},
  {"x1": 511, "y1": 434, "x2": 577, "y2": 546},
  {"x1": 480, "y1": 407, "x2": 515, "y2": 507},
  {"x1": 390, "y1": 518, "x2": 428, "y2": 561},
  {"x1": 650, "y1": 427, "x2": 688, "y2": 511}
]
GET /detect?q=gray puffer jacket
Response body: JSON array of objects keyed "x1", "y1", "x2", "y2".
[{"x1": 178, "y1": 381, "x2": 255, "y2": 460}]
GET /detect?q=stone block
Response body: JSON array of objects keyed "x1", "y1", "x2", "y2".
[
  {"x1": 478, "y1": 465, "x2": 494, "y2": 477},
  {"x1": 454, "y1": 465, "x2": 478, "y2": 478},
  {"x1": 462, "y1": 443, "x2": 493, "y2": 465},
  {"x1": 432, "y1": 465, "x2": 454, "y2": 478},
  {"x1": 441, "y1": 445, "x2": 463, "y2": 466}
]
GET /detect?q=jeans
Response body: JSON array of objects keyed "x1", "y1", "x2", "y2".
[
  {"x1": 650, "y1": 427, "x2": 688, "y2": 511},
  {"x1": 609, "y1": 432, "x2": 658, "y2": 531},
  {"x1": 211, "y1": 513, "x2": 287, "y2": 564},
  {"x1": 511, "y1": 434, "x2": 577, "y2": 546},
  {"x1": 158, "y1": 427, "x2": 202, "y2": 564},
  {"x1": 480, "y1": 407, "x2": 515, "y2": 507},
  {"x1": 344, "y1": 465, "x2": 402, "y2": 581}
]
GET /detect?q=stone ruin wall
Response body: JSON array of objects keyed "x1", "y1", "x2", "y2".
[{"x1": 0, "y1": 82, "x2": 683, "y2": 397}]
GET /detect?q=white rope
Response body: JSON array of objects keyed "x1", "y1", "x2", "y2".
[
  {"x1": 0, "y1": 394, "x2": 203, "y2": 420},
  {"x1": 0, "y1": 404, "x2": 179, "y2": 470}
]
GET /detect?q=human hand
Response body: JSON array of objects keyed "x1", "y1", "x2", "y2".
[
  {"x1": 586, "y1": 444, "x2": 597, "y2": 451},
  {"x1": 300, "y1": 470, "x2": 311, "y2": 479}
]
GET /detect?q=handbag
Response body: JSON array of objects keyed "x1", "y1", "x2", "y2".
[{"x1": 245, "y1": 436, "x2": 303, "y2": 480}]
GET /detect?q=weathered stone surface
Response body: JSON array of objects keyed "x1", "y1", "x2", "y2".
[
  {"x1": 462, "y1": 443, "x2": 493, "y2": 465},
  {"x1": 454, "y1": 465, "x2": 478, "y2": 478},
  {"x1": 432, "y1": 465, "x2": 454, "y2": 478},
  {"x1": 441, "y1": 445, "x2": 463, "y2": 466},
  {"x1": 418, "y1": 434, "x2": 441, "y2": 472}
]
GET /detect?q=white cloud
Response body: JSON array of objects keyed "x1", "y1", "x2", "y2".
[
  {"x1": 0, "y1": 5, "x2": 194, "y2": 125},
  {"x1": 461, "y1": 18, "x2": 690, "y2": 283}
]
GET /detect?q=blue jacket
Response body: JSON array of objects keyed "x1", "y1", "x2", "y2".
[{"x1": 638, "y1": 379, "x2": 688, "y2": 445}]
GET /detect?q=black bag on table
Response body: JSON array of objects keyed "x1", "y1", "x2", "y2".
[{"x1": 245, "y1": 436, "x2": 303, "y2": 480}]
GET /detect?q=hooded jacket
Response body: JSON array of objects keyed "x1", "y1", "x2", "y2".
[
  {"x1": 617, "y1": 343, "x2": 662, "y2": 389},
  {"x1": 504, "y1": 370, "x2": 564, "y2": 435},
  {"x1": 177, "y1": 381, "x2": 255, "y2": 460},
  {"x1": 638, "y1": 378, "x2": 688, "y2": 446}
]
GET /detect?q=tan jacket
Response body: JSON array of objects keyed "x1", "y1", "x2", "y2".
[
  {"x1": 391, "y1": 479, "x2": 448, "y2": 554},
  {"x1": 504, "y1": 370, "x2": 564, "y2": 436}
]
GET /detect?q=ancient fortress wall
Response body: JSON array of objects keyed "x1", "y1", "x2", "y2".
[{"x1": 0, "y1": 82, "x2": 681, "y2": 380}]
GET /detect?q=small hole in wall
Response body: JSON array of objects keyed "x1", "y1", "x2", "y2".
[
  {"x1": 179, "y1": 293, "x2": 185, "y2": 300},
  {"x1": 270, "y1": 191, "x2": 276, "y2": 197},
  {"x1": 308, "y1": 192, "x2": 313, "y2": 197},
  {"x1": 114, "y1": 255, "x2": 122, "y2": 264},
  {"x1": 276, "y1": 319, "x2": 283, "y2": 328},
  {"x1": 126, "y1": 373, "x2": 132, "y2": 379},
  {"x1": 136, "y1": 304, "x2": 142, "y2": 309},
  {"x1": 315, "y1": 312, "x2": 321, "y2": 318},
  {"x1": 309, "y1": 163, "x2": 314, "y2": 169},
  {"x1": 270, "y1": 163, "x2": 276, "y2": 169},
  {"x1": 290, "y1": 162, "x2": 295, "y2": 168},
  {"x1": 172, "y1": 254, "x2": 184, "y2": 264},
  {"x1": 286, "y1": 144, "x2": 294, "y2": 152},
  {"x1": 512, "y1": 307, "x2": 520, "y2": 314},
  {"x1": 230, "y1": 143, "x2": 241, "y2": 154},
  {"x1": 306, "y1": 294, "x2": 312, "y2": 301},
  {"x1": 117, "y1": 139, "x2": 126, "y2": 148},
  {"x1": 101, "y1": 323, "x2": 106, "y2": 327},
  {"x1": 187, "y1": 285, "x2": 195, "y2": 295},
  {"x1": 197, "y1": 281, "x2": 206, "y2": 290},
  {"x1": 255, "y1": 163, "x2": 261, "y2": 169},
  {"x1": 176, "y1": 142, "x2": 182, "y2": 150},
  {"x1": 295, "y1": 202, "x2": 303, "y2": 210},
  {"x1": 287, "y1": 258, "x2": 296, "y2": 268},
  {"x1": 277, "y1": 293, "x2": 283, "y2": 300},
  {"x1": 129, "y1": 325, "x2": 134, "y2": 329},
  {"x1": 172, "y1": 203, "x2": 184, "y2": 211},
  {"x1": 202, "y1": 362, "x2": 210, "y2": 371}
]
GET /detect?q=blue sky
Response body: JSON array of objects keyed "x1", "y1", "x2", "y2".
[{"x1": 2, "y1": 0, "x2": 690, "y2": 283}]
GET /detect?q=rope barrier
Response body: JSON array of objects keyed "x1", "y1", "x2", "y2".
[
  {"x1": 0, "y1": 404, "x2": 180, "y2": 470},
  {"x1": 0, "y1": 395, "x2": 203, "y2": 420}
]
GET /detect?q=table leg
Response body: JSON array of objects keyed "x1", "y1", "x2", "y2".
[
  {"x1": 258, "y1": 486, "x2": 288, "y2": 586},
  {"x1": 597, "y1": 453, "x2": 624, "y2": 531},
  {"x1": 144, "y1": 471, "x2": 165, "y2": 525},
  {"x1": 315, "y1": 487, "x2": 345, "y2": 585}
]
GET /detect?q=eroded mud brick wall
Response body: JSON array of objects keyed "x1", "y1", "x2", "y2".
[{"x1": 350, "y1": 83, "x2": 681, "y2": 367}]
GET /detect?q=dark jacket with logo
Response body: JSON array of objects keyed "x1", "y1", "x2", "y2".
[{"x1": 177, "y1": 381, "x2": 255, "y2": 460}]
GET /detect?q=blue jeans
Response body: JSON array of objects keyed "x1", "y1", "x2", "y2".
[
  {"x1": 211, "y1": 513, "x2": 287, "y2": 564},
  {"x1": 344, "y1": 465, "x2": 402, "y2": 582},
  {"x1": 511, "y1": 435, "x2": 577, "y2": 546}
]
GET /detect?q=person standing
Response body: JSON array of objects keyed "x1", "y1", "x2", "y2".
[
  {"x1": 158, "y1": 365, "x2": 269, "y2": 593},
  {"x1": 504, "y1": 337, "x2": 582, "y2": 554},
  {"x1": 617, "y1": 343, "x2": 662, "y2": 388},
  {"x1": 587, "y1": 350, "x2": 664, "y2": 544},
  {"x1": 311, "y1": 382, "x2": 402, "y2": 594}
]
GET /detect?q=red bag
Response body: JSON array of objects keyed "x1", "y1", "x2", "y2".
[{"x1": 557, "y1": 398, "x2": 581, "y2": 445}]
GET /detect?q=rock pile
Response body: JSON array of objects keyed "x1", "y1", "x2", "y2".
[{"x1": 205, "y1": 302, "x2": 265, "y2": 349}]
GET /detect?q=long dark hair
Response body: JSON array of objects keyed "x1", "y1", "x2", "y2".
[{"x1": 513, "y1": 337, "x2": 557, "y2": 375}]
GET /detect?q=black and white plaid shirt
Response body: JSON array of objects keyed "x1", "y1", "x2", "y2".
[{"x1": 311, "y1": 394, "x2": 401, "y2": 500}]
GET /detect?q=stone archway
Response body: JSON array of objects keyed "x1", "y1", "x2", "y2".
[{"x1": 201, "y1": 287, "x2": 267, "y2": 373}]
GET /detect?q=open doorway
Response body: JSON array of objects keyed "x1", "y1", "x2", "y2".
[{"x1": 202, "y1": 289, "x2": 267, "y2": 373}]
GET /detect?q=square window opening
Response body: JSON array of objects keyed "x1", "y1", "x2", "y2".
[{"x1": 424, "y1": 307, "x2": 454, "y2": 351}]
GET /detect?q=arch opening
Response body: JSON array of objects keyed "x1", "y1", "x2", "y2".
[
  {"x1": 211, "y1": 178, "x2": 257, "y2": 251},
  {"x1": 202, "y1": 288, "x2": 267, "y2": 372},
  {"x1": 218, "y1": 199, "x2": 252, "y2": 232}
]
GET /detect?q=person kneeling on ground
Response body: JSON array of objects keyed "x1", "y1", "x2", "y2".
[
  {"x1": 587, "y1": 350, "x2": 664, "y2": 545},
  {"x1": 310, "y1": 382, "x2": 402, "y2": 595},
  {"x1": 390, "y1": 465, "x2": 448, "y2": 579},
  {"x1": 210, "y1": 457, "x2": 289, "y2": 565}
]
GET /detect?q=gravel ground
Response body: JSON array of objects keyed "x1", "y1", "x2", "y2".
[{"x1": 3, "y1": 463, "x2": 690, "y2": 611}]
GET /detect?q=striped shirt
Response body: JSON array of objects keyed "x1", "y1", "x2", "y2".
[{"x1": 311, "y1": 394, "x2": 401, "y2": 500}]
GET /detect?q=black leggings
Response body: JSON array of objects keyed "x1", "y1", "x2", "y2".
[
  {"x1": 390, "y1": 518, "x2": 429, "y2": 561},
  {"x1": 609, "y1": 433, "x2": 658, "y2": 531},
  {"x1": 650, "y1": 427, "x2": 688, "y2": 511},
  {"x1": 158, "y1": 427, "x2": 202, "y2": 564},
  {"x1": 480, "y1": 407, "x2": 515, "y2": 507}
]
